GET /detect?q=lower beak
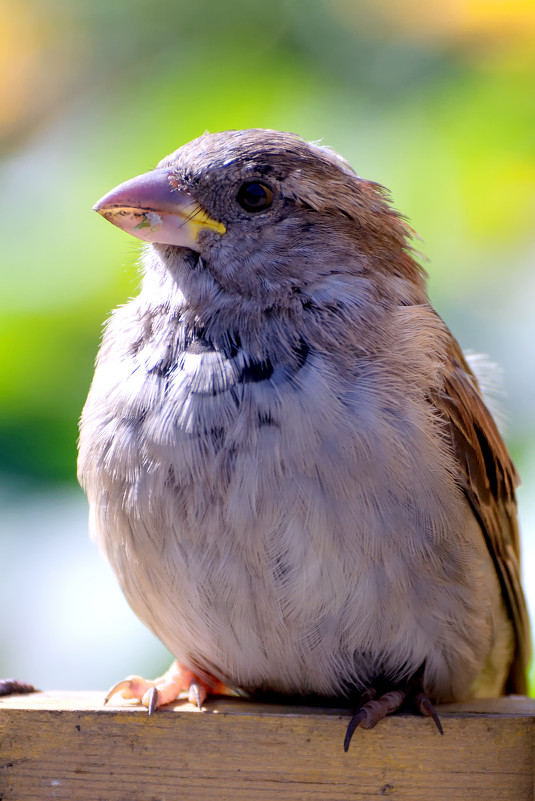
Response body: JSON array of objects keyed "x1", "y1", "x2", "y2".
[{"x1": 93, "y1": 167, "x2": 226, "y2": 249}]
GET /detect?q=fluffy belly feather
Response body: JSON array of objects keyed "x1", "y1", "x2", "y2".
[{"x1": 80, "y1": 340, "x2": 501, "y2": 702}]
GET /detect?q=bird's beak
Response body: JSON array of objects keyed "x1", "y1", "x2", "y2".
[{"x1": 93, "y1": 167, "x2": 226, "y2": 248}]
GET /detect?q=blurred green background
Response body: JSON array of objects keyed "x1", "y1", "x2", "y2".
[{"x1": 1, "y1": 0, "x2": 534, "y2": 692}]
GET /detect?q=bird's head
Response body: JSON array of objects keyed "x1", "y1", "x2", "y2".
[{"x1": 94, "y1": 129, "x2": 425, "y2": 316}]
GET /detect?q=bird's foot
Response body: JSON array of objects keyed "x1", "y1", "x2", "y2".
[
  {"x1": 344, "y1": 678, "x2": 443, "y2": 751},
  {"x1": 0, "y1": 678, "x2": 37, "y2": 697},
  {"x1": 104, "y1": 660, "x2": 230, "y2": 713}
]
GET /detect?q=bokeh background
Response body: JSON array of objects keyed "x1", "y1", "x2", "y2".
[{"x1": 1, "y1": 0, "x2": 534, "y2": 693}]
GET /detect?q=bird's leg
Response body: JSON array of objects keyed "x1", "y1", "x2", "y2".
[
  {"x1": 344, "y1": 673, "x2": 443, "y2": 751},
  {"x1": 0, "y1": 679, "x2": 37, "y2": 697},
  {"x1": 104, "y1": 660, "x2": 232, "y2": 713}
]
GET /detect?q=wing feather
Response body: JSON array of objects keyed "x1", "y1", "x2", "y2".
[{"x1": 431, "y1": 333, "x2": 529, "y2": 693}]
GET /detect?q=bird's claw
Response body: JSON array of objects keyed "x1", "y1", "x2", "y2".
[
  {"x1": 344, "y1": 708, "x2": 368, "y2": 751},
  {"x1": 104, "y1": 675, "x2": 152, "y2": 705},
  {"x1": 104, "y1": 675, "x2": 172, "y2": 713},
  {"x1": 344, "y1": 683, "x2": 443, "y2": 751},
  {"x1": 414, "y1": 691, "x2": 443, "y2": 735},
  {"x1": 146, "y1": 686, "x2": 160, "y2": 715},
  {"x1": 103, "y1": 661, "x2": 225, "y2": 713}
]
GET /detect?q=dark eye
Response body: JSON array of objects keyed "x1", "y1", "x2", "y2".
[{"x1": 236, "y1": 182, "x2": 273, "y2": 213}]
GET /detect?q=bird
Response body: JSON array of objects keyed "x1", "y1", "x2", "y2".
[{"x1": 78, "y1": 128, "x2": 529, "y2": 750}]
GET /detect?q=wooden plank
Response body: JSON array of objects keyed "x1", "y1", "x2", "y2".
[{"x1": 0, "y1": 692, "x2": 533, "y2": 800}]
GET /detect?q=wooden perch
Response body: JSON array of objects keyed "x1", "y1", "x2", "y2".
[{"x1": 1, "y1": 692, "x2": 534, "y2": 799}]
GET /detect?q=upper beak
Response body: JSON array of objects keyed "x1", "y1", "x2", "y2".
[{"x1": 93, "y1": 167, "x2": 226, "y2": 249}]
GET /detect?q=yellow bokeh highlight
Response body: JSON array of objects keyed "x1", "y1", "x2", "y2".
[
  {"x1": 0, "y1": 0, "x2": 81, "y2": 140},
  {"x1": 0, "y1": 4, "x2": 41, "y2": 133},
  {"x1": 332, "y1": 0, "x2": 535, "y2": 46}
]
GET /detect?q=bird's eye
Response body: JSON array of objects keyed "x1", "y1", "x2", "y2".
[{"x1": 236, "y1": 182, "x2": 273, "y2": 213}]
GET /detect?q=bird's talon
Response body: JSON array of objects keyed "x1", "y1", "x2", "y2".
[
  {"x1": 344, "y1": 708, "x2": 368, "y2": 751},
  {"x1": 104, "y1": 679, "x2": 130, "y2": 704},
  {"x1": 414, "y1": 691, "x2": 444, "y2": 735},
  {"x1": 146, "y1": 686, "x2": 159, "y2": 715},
  {"x1": 102, "y1": 662, "x2": 227, "y2": 713},
  {"x1": 104, "y1": 675, "x2": 151, "y2": 704},
  {"x1": 188, "y1": 681, "x2": 206, "y2": 709}
]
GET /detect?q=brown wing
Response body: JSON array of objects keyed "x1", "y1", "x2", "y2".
[{"x1": 431, "y1": 331, "x2": 530, "y2": 694}]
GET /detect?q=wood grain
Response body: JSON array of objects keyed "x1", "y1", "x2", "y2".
[{"x1": 0, "y1": 692, "x2": 534, "y2": 800}]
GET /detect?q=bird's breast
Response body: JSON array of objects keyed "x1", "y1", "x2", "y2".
[{"x1": 79, "y1": 313, "x2": 496, "y2": 699}]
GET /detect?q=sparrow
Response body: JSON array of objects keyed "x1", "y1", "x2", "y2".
[{"x1": 78, "y1": 129, "x2": 529, "y2": 749}]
